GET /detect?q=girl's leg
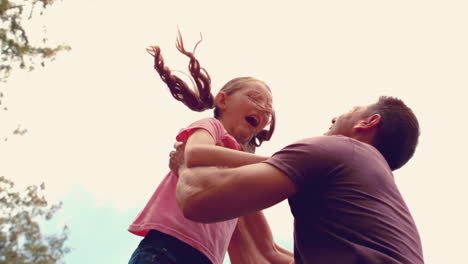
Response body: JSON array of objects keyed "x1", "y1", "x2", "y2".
[
  {"x1": 128, "y1": 247, "x2": 176, "y2": 264},
  {"x1": 128, "y1": 230, "x2": 211, "y2": 264}
]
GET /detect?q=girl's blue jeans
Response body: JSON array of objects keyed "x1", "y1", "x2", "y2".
[{"x1": 128, "y1": 230, "x2": 212, "y2": 264}]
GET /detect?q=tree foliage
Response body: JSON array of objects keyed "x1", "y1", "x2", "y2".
[
  {"x1": 0, "y1": 0, "x2": 70, "y2": 81},
  {"x1": 0, "y1": 176, "x2": 69, "y2": 264},
  {"x1": 1, "y1": 3, "x2": 69, "y2": 260}
]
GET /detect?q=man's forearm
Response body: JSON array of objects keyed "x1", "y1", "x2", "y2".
[
  {"x1": 176, "y1": 166, "x2": 224, "y2": 221},
  {"x1": 176, "y1": 166, "x2": 251, "y2": 222},
  {"x1": 176, "y1": 163, "x2": 297, "y2": 223}
]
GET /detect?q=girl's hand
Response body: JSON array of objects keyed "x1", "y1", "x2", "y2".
[{"x1": 169, "y1": 142, "x2": 186, "y2": 174}]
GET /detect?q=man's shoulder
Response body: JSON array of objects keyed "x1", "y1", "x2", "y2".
[{"x1": 271, "y1": 136, "x2": 354, "y2": 162}]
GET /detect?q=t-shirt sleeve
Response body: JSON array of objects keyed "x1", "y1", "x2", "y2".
[
  {"x1": 175, "y1": 118, "x2": 223, "y2": 144},
  {"x1": 263, "y1": 136, "x2": 347, "y2": 188}
]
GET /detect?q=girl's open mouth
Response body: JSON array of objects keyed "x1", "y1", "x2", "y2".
[{"x1": 245, "y1": 116, "x2": 259, "y2": 127}]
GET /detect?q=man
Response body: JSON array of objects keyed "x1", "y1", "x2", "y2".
[{"x1": 174, "y1": 96, "x2": 424, "y2": 263}]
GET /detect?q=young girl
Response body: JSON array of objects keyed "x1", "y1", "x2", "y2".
[{"x1": 128, "y1": 32, "x2": 286, "y2": 264}]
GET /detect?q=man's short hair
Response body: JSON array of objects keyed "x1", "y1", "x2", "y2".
[{"x1": 368, "y1": 96, "x2": 420, "y2": 170}]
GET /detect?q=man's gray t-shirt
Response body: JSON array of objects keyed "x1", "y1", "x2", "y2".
[{"x1": 264, "y1": 136, "x2": 423, "y2": 264}]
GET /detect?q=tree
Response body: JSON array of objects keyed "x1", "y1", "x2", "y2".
[
  {"x1": 1, "y1": 2, "x2": 70, "y2": 262},
  {"x1": 0, "y1": 176, "x2": 69, "y2": 264},
  {"x1": 0, "y1": 0, "x2": 70, "y2": 82},
  {"x1": 1, "y1": 0, "x2": 70, "y2": 139}
]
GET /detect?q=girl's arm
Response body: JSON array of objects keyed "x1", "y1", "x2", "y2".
[{"x1": 184, "y1": 129, "x2": 268, "y2": 168}]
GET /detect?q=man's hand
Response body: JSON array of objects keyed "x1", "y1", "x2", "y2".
[{"x1": 169, "y1": 142, "x2": 186, "y2": 174}]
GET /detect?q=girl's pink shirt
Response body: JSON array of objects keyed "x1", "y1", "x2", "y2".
[{"x1": 128, "y1": 118, "x2": 241, "y2": 264}]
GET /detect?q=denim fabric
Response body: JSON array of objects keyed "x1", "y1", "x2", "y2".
[
  {"x1": 128, "y1": 247, "x2": 177, "y2": 264},
  {"x1": 128, "y1": 230, "x2": 211, "y2": 264}
]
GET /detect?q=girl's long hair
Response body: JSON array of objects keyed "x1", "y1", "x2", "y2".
[{"x1": 147, "y1": 31, "x2": 275, "y2": 153}]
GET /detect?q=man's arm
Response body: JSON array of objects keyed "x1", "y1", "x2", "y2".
[
  {"x1": 176, "y1": 162, "x2": 297, "y2": 222},
  {"x1": 229, "y1": 211, "x2": 294, "y2": 264}
]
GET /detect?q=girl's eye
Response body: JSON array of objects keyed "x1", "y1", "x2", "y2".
[
  {"x1": 247, "y1": 94, "x2": 267, "y2": 105},
  {"x1": 247, "y1": 93, "x2": 273, "y2": 117}
]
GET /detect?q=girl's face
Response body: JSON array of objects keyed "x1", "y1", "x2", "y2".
[{"x1": 215, "y1": 81, "x2": 273, "y2": 144}]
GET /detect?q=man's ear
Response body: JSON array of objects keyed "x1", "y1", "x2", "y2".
[
  {"x1": 214, "y1": 92, "x2": 227, "y2": 110},
  {"x1": 354, "y1": 114, "x2": 381, "y2": 130}
]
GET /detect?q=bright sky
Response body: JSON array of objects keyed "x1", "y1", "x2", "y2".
[{"x1": 1, "y1": 1, "x2": 467, "y2": 263}]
